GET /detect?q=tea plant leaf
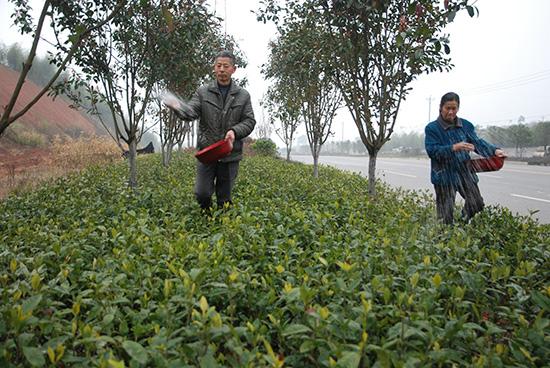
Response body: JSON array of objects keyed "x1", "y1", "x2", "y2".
[
  {"x1": 200, "y1": 296, "x2": 209, "y2": 314},
  {"x1": 531, "y1": 291, "x2": 550, "y2": 311},
  {"x1": 108, "y1": 359, "x2": 125, "y2": 368},
  {"x1": 282, "y1": 323, "x2": 311, "y2": 337},
  {"x1": 338, "y1": 351, "x2": 361, "y2": 368},
  {"x1": 22, "y1": 346, "x2": 45, "y2": 367},
  {"x1": 122, "y1": 341, "x2": 148, "y2": 364},
  {"x1": 299, "y1": 340, "x2": 316, "y2": 353},
  {"x1": 199, "y1": 349, "x2": 218, "y2": 368},
  {"x1": 22, "y1": 294, "x2": 42, "y2": 315},
  {"x1": 189, "y1": 268, "x2": 203, "y2": 281}
]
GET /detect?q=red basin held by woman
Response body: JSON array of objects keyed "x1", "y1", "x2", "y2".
[{"x1": 469, "y1": 155, "x2": 505, "y2": 172}]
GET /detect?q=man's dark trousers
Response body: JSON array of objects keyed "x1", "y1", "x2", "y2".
[{"x1": 195, "y1": 161, "x2": 239, "y2": 209}]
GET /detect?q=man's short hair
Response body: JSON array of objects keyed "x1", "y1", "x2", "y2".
[{"x1": 214, "y1": 50, "x2": 236, "y2": 65}]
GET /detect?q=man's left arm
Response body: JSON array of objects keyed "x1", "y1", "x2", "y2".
[{"x1": 227, "y1": 93, "x2": 256, "y2": 140}]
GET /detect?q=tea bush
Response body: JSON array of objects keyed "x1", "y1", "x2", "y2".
[
  {"x1": 0, "y1": 154, "x2": 548, "y2": 367},
  {"x1": 251, "y1": 138, "x2": 278, "y2": 157}
]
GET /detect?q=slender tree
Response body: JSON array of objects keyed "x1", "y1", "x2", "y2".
[
  {"x1": 508, "y1": 124, "x2": 533, "y2": 158},
  {"x1": 255, "y1": 98, "x2": 274, "y2": 139},
  {"x1": 483, "y1": 125, "x2": 508, "y2": 148},
  {"x1": 263, "y1": 11, "x2": 341, "y2": 177},
  {"x1": 326, "y1": 0, "x2": 477, "y2": 195},
  {"x1": 151, "y1": 1, "x2": 227, "y2": 166},
  {"x1": 533, "y1": 121, "x2": 550, "y2": 154},
  {"x1": 263, "y1": 86, "x2": 301, "y2": 161},
  {"x1": 58, "y1": 0, "x2": 165, "y2": 188},
  {"x1": 0, "y1": 42, "x2": 7, "y2": 65}
]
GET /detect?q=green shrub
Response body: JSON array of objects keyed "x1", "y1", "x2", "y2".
[{"x1": 251, "y1": 137, "x2": 278, "y2": 157}]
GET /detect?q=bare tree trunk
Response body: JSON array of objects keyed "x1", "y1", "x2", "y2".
[
  {"x1": 128, "y1": 139, "x2": 138, "y2": 189},
  {"x1": 368, "y1": 151, "x2": 378, "y2": 197},
  {"x1": 162, "y1": 146, "x2": 172, "y2": 167},
  {"x1": 162, "y1": 148, "x2": 168, "y2": 167},
  {"x1": 161, "y1": 134, "x2": 173, "y2": 167},
  {"x1": 313, "y1": 151, "x2": 319, "y2": 178},
  {"x1": 286, "y1": 145, "x2": 291, "y2": 161}
]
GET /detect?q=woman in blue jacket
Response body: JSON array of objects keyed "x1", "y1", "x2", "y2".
[{"x1": 425, "y1": 92, "x2": 506, "y2": 224}]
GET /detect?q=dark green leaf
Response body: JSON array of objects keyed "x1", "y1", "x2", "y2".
[
  {"x1": 282, "y1": 323, "x2": 311, "y2": 336},
  {"x1": 122, "y1": 340, "x2": 148, "y2": 364},
  {"x1": 338, "y1": 351, "x2": 361, "y2": 368},
  {"x1": 531, "y1": 291, "x2": 550, "y2": 311},
  {"x1": 447, "y1": 10, "x2": 457, "y2": 22},
  {"x1": 22, "y1": 347, "x2": 45, "y2": 367},
  {"x1": 22, "y1": 294, "x2": 42, "y2": 315}
]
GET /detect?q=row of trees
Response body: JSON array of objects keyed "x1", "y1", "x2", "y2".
[
  {"x1": 259, "y1": 0, "x2": 478, "y2": 196},
  {"x1": 1, "y1": 42, "x2": 58, "y2": 87},
  {"x1": 290, "y1": 120, "x2": 550, "y2": 157},
  {"x1": 293, "y1": 131, "x2": 426, "y2": 156},
  {"x1": 2, "y1": 0, "x2": 240, "y2": 188},
  {"x1": 482, "y1": 121, "x2": 550, "y2": 157}
]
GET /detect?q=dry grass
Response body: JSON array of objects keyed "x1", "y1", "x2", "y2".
[
  {"x1": 0, "y1": 136, "x2": 123, "y2": 199},
  {"x1": 50, "y1": 135, "x2": 122, "y2": 171}
]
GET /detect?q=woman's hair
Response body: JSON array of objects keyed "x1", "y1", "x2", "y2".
[{"x1": 440, "y1": 92, "x2": 460, "y2": 108}]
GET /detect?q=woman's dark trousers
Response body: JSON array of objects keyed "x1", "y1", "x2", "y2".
[{"x1": 434, "y1": 170, "x2": 484, "y2": 224}]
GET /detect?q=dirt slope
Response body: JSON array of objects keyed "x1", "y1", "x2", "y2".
[
  {"x1": 0, "y1": 64, "x2": 104, "y2": 142},
  {"x1": 0, "y1": 64, "x2": 110, "y2": 182}
]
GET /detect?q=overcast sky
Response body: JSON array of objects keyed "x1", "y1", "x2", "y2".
[
  {"x1": 2, "y1": 0, "x2": 550, "y2": 144},
  {"x1": 217, "y1": 0, "x2": 550, "y2": 142}
]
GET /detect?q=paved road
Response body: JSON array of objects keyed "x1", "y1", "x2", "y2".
[{"x1": 291, "y1": 155, "x2": 550, "y2": 224}]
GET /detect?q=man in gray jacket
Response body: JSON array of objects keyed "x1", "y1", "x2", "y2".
[{"x1": 163, "y1": 50, "x2": 256, "y2": 210}]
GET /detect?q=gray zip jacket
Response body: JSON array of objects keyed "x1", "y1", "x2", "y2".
[{"x1": 176, "y1": 80, "x2": 256, "y2": 162}]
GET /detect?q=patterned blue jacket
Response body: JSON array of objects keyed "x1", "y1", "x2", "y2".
[{"x1": 425, "y1": 117, "x2": 496, "y2": 186}]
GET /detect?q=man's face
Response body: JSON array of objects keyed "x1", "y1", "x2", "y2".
[
  {"x1": 214, "y1": 57, "x2": 236, "y2": 86},
  {"x1": 440, "y1": 100, "x2": 459, "y2": 122}
]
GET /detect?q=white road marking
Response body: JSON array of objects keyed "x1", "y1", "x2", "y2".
[
  {"x1": 503, "y1": 168, "x2": 550, "y2": 176},
  {"x1": 510, "y1": 194, "x2": 550, "y2": 204},
  {"x1": 376, "y1": 159, "x2": 428, "y2": 168},
  {"x1": 382, "y1": 170, "x2": 417, "y2": 178},
  {"x1": 480, "y1": 174, "x2": 503, "y2": 179}
]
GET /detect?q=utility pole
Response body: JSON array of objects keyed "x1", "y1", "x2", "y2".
[{"x1": 426, "y1": 95, "x2": 435, "y2": 123}]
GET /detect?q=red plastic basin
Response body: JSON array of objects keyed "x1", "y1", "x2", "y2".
[
  {"x1": 195, "y1": 139, "x2": 232, "y2": 164},
  {"x1": 469, "y1": 156, "x2": 505, "y2": 172}
]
